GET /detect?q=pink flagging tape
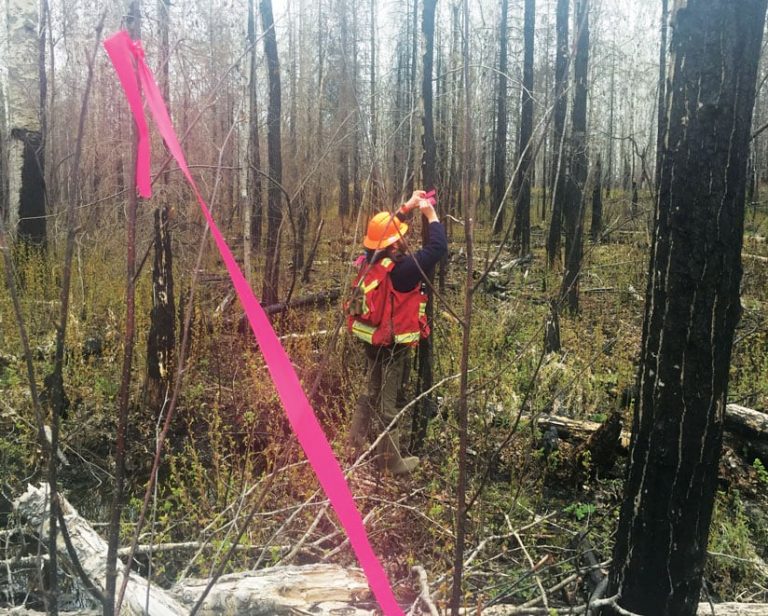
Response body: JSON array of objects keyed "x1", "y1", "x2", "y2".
[{"x1": 103, "y1": 31, "x2": 404, "y2": 616}]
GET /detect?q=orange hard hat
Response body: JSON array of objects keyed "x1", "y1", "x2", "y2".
[{"x1": 363, "y1": 212, "x2": 408, "y2": 250}]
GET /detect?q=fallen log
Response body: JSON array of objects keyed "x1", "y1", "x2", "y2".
[
  {"x1": 536, "y1": 414, "x2": 630, "y2": 450},
  {"x1": 263, "y1": 288, "x2": 341, "y2": 315},
  {"x1": 12, "y1": 484, "x2": 374, "y2": 615},
  {"x1": 0, "y1": 610, "x2": 100, "y2": 616},
  {"x1": 536, "y1": 404, "x2": 768, "y2": 461},
  {"x1": 173, "y1": 564, "x2": 371, "y2": 615},
  {"x1": 724, "y1": 404, "x2": 768, "y2": 440},
  {"x1": 474, "y1": 602, "x2": 768, "y2": 615},
  {"x1": 13, "y1": 484, "x2": 186, "y2": 615}
]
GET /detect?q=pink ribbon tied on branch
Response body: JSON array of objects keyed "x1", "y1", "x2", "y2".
[{"x1": 103, "y1": 30, "x2": 404, "y2": 616}]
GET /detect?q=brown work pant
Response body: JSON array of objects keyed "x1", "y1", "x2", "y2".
[{"x1": 349, "y1": 342, "x2": 411, "y2": 470}]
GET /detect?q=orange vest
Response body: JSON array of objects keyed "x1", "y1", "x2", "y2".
[{"x1": 346, "y1": 257, "x2": 430, "y2": 346}]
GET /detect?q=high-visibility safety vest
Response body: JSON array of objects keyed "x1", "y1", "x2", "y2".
[{"x1": 346, "y1": 257, "x2": 430, "y2": 346}]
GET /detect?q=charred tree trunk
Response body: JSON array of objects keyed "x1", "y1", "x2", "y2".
[
  {"x1": 146, "y1": 205, "x2": 175, "y2": 415},
  {"x1": 313, "y1": 0, "x2": 325, "y2": 220},
  {"x1": 606, "y1": 38, "x2": 615, "y2": 198},
  {"x1": 351, "y1": 8, "x2": 362, "y2": 217},
  {"x1": 14, "y1": 129, "x2": 46, "y2": 247},
  {"x1": 655, "y1": 0, "x2": 669, "y2": 191},
  {"x1": 4, "y1": 0, "x2": 47, "y2": 249},
  {"x1": 336, "y1": 0, "x2": 352, "y2": 222},
  {"x1": 478, "y1": 137, "x2": 487, "y2": 207},
  {"x1": 247, "y1": 0, "x2": 263, "y2": 255},
  {"x1": 338, "y1": 146, "x2": 350, "y2": 219},
  {"x1": 560, "y1": 0, "x2": 588, "y2": 314},
  {"x1": 447, "y1": 3, "x2": 461, "y2": 223},
  {"x1": 604, "y1": 2, "x2": 768, "y2": 614},
  {"x1": 411, "y1": 0, "x2": 437, "y2": 454},
  {"x1": 146, "y1": 0, "x2": 176, "y2": 417},
  {"x1": 544, "y1": 299, "x2": 561, "y2": 354},
  {"x1": 406, "y1": 0, "x2": 419, "y2": 194},
  {"x1": 512, "y1": 0, "x2": 535, "y2": 255},
  {"x1": 261, "y1": 0, "x2": 283, "y2": 306},
  {"x1": 546, "y1": 0, "x2": 569, "y2": 267},
  {"x1": 630, "y1": 179, "x2": 638, "y2": 216},
  {"x1": 540, "y1": 8, "x2": 552, "y2": 220},
  {"x1": 590, "y1": 155, "x2": 603, "y2": 242},
  {"x1": 490, "y1": 0, "x2": 508, "y2": 236}
]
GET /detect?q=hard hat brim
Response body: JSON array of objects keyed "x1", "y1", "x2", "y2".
[{"x1": 363, "y1": 220, "x2": 408, "y2": 250}]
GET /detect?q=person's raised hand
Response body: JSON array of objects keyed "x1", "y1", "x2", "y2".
[
  {"x1": 418, "y1": 199, "x2": 438, "y2": 223},
  {"x1": 403, "y1": 189, "x2": 427, "y2": 212}
]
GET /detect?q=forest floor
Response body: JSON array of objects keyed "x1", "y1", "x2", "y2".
[{"x1": 1, "y1": 193, "x2": 768, "y2": 612}]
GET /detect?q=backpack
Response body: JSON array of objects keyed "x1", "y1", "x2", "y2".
[{"x1": 345, "y1": 256, "x2": 396, "y2": 327}]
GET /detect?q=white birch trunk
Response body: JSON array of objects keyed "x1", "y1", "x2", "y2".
[{"x1": 2, "y1": 0, "x2": 40, "y2": 235}]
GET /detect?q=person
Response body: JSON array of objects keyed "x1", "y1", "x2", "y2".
[{"x1": 346, "y1": 190, "x2": 447, "y2": 475}]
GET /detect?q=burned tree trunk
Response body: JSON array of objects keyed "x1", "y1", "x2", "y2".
[
  {"x1": 604, "y1": 2, "x2": 768, "y2": 615},
  {"x1": 14, "y1": 130, "x2": 46, "y2": 247},
  {"x1": 655, "y1": 0, "x2": 669, "y2": 191},
  {"x1": 546, "y1": 0, "x2": 569, "y2": 267},
  {"x1": 5, "y1": 0, "x2": 47, "y2": 248},
  {"x1": 247, "y1": 0, "x2": 263, "y2": 257},
  {"x1": 146, "y1": 206, "x2": 175, "y2": 415},
  {"x1": 544, "y1": 300, "x2": 560, "y2": 354},
  {"x1": 261, "y1": 0, "x2": 283, "y2": 306},
  {"x1": 512, "y1": 0, "x2": 535, "y2": 255},
  {"x1": 605, "y1": 42, "x2": 615, "y2": 199},
  {"x1": 146, "y1": 0, "x2": 176, "y2": 417},
  {"x1": 411, "y1": 0, "x2": 438, "y2": 453},
  {"x1": 560, "y1": 0, "x2": 589, "y2": 314},
  {"x1": 590, "y1": 155, "x2": 602, "y2": 242},
  {"x1": 490, "y1": 0, "x2": 508, "y2": 236}
]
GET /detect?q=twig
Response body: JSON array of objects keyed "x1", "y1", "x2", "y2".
[
  {"x1": 187, "y1": 449, "x2": 286, "y2": 616},
  {"x1": 411, "y1": 565, "x2": 439, "y2": 616},
  {"x1": 514, "y1": 531, "x2": 549, "y2": 611}
]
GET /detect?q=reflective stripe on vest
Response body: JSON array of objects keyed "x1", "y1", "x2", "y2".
[
  {"x1": 360, "y1": 279, "x2": 380, "y2": 316},
  {"x1": 394, "y1": 331, "x2": 420, "y2": 344},
  {"x1": 351, "y1": 319, "x2": 377, "y2": 344}
]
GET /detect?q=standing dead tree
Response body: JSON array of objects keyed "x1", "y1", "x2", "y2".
[
  {"x1": 604, "y1": 1, "x2": 768, "y2": 614},
  {"x1": 411, "y1": 0, "x2": 438, "y2": 454},
  {"x1": 146, "y1": 0, "x2": 176, "y2": 418},
  {"x1": 654, "y1": 0, "x2": 669, "y2": 191},
  {"x1": 545, "y1": 0, "x2": 569, "y2": 267},
  {"x1": 3, "y1": 0, "x2": 47, "y2": 248},
  {"x1": 490, "y1": 0, "x2": 508, "y2": 237},
  {"x1": 590, "y1": 154, "x2": 602, "y2": 242},
  {"x1": 260, "y1": 0, "x2": 283, "y2": 306},
  {"x1": 512, "y1": 0, "x2": 535, "y2": 256},
  {"x1": 560, "y1": 0, "x2": 589, "y2": 314},
  {"x1": 245, "y1": 0, "x2": 263, "y2": 282}
]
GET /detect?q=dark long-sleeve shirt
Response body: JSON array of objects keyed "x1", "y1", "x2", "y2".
[{"x1": 389, "y1": 220, "x2": 447, "y2": 292}]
